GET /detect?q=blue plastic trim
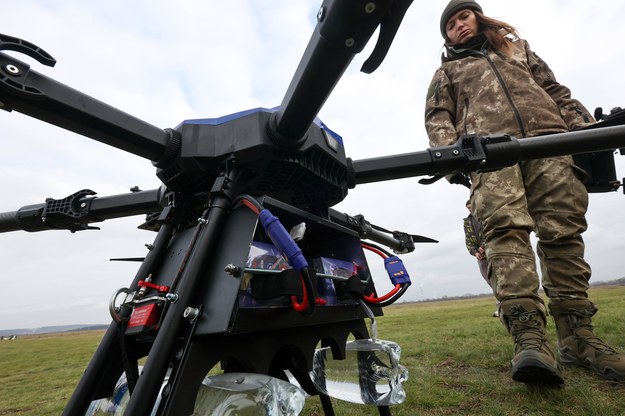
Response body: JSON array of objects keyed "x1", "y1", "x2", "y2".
[{"x1": 178, "y1": 107, "x2": 343, "y2": 146}]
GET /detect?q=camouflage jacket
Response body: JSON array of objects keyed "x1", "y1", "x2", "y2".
[{"x1": 425, "y1": 37, "x2": 594, "y2": 147}]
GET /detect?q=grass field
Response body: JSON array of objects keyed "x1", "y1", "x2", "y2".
[{"x1": 1, "y1": 286, "x2": 624, "y2": 415}]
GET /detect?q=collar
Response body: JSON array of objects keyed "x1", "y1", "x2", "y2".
[{"x1": 442, "y1": 33, "x2": 489, "y2": 62}]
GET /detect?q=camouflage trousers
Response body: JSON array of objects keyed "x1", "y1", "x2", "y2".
[{"x1": 470, "y1": 155, "x2": 591, "y2": 303}]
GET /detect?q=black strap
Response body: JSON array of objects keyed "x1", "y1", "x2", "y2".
[
  {"x1": 334, "y1": 275, "x2": 366, "y2": 299},
  {"x1": 117, "y1": 320, "x2": 140, "y2": 395},
  {"x1": 251, "y1": 269, "x2": 307, "y2": 299}
]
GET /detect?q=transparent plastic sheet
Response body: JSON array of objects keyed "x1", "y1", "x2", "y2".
[
  {"x1": 310, "y1": 338, "x2": 408, "y2": 406},
  {"x1": 194, "y1": 372, "x2": 305, "y2": 415},
  {"x1": 85, "y1": 371, "x2": 305, "y2": 415}
]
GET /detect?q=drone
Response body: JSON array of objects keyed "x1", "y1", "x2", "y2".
[{"x1": 1, "y1": 1, "x2": 624, "y2": 415}]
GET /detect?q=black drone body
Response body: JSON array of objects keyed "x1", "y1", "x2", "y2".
[{"x1": 1, "y1": 1, "x2": 624, "y2": 415}]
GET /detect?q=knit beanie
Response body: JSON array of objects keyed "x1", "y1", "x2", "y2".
[{"x1": 440, "y1": 0, "x2": 483, "y2": 38}]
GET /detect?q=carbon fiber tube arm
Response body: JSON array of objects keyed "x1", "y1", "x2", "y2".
[
  {"x1": 0, "y1": 49, "x2": 174, "y2": 163},
  {"x1": 351, "y1": 125, "x2": 625, "y2": 185},
  {"x1": 0, "y1": 187, "x2": 165, "y2": 233}
]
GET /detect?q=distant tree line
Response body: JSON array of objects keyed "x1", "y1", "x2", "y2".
[
  {"x1": 407, "y1": 278, "x2": 625, "y2": 305},
  {"x1": 590, "y1": 277, "x2": 625, "y2": 287}
]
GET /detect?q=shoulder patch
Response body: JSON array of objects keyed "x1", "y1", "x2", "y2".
[{"x1": 426, "y1": 80, "x2": 439, "y2": 101}]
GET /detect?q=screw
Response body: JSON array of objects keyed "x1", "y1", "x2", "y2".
[
  {"x1": 175, "y1": 348, "x2": 184, "y2": 361},
  {"x1": 145, "y1": 243, "x2": 154, "y2": 250},
  {"x1": 165, "y1": 293, "x2": 179, "y2": 303},
  {"x1": 317, "y1": 6, "x2": 325, "y2": 21},
  {"x1": 345, "y1": 38, "x2": 355, "y2": 47},
  {"x1": 434, "y1": 152, "x2": 442, "y2": 158},
  {"x1": 365, "y1": 2, "x2": 376, "y2": 13},
  {"x1": 224, "y1": 264, "x2": 240, "y2": 276},
  {"x1": 198, "y1": 217, "x2": 208, "y2": 225},
  {"x1": 452, "y1": 150, "x2": 460, "y2": 156},
  {"x1": 183, "y1": 307, "x2": 200, "y2": 322},
  {"x1": 3, "y1": 64, "x2": 20, "y2": 75}
]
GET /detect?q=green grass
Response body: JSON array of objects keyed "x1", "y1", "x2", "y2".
[
  {"x1": 0, "y1": 331, "x2": 103, "y2": 415},
  {"x1": 2, "y1": 286, "x2": 624, "y2": 415}
]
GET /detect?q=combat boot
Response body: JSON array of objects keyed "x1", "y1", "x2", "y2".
[
  {"x1": 549, "y1": 299, "x2": 625, "y2": 381},
  {"x1": 500, "y1": 298, "x2": 563, "y2": 386}
]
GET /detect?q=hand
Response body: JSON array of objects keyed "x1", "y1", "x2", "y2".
[{"x1": 475, "y1": 247, "x2": 485, "y2": 261}]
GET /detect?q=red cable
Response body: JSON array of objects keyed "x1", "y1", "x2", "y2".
[
  {"x1": 361, "y1": 243, "x2": 403, "y2": 303},
  {"x1": 239, "y1": 199, "x2": 260, "y2": 215},
  {"x1": 361, "y1": 243, "x2": 388, "y2": 259},
  {"x1": 291, "y1": 275, "x2": 309, "y2": 312},
  {"x1": 238, "y1": 198, "x2": 315, "y2": 312},
  {"x1": 364, "y1": 283, "x2": 402, "y2": 303}
]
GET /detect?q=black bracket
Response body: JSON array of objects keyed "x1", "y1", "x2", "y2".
[
  {"x1": 0, "y1": 33, "x2": 56, "y2": 107},
  {"x1": 0, "y1": 33, "x2": 56, "y2": 66},
  {"x1": 41, "y1": 189, "x2": 102, "y2": 232}
]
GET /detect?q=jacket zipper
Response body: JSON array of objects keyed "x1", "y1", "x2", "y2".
[
  {"x1": 483, "y1": 54, "x2": 527, "y2": 137},
  {"x1": 465, "y1": 49, "x2": 528, "y2": 137},
  {"x1": 463, "y1": 97, "x2": 470, "y2": 134}
]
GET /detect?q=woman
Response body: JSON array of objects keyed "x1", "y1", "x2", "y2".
[{"x1": 425, "y1": 0, "x2": 625, "y2": 385}]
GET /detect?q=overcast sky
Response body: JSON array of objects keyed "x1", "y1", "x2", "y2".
[{"x1": 1, "y1": 0, "x2": 624, "y2": 330}]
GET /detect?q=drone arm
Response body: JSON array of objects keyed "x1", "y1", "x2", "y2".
[
  {"x1": 0, "y1": 51, "x2": 172, "y2": 163},
  {"x1": 0, "y1": 210, "x2": 20, "y2": 233},
  {"x1": 0, "y1": 188, "x2": 164, "y2": 233},
  {"x1": 518, "y1": 124, "x2": 625, "y2": 160},
  {"x1": 270, "y1": 0, "x2": 405, "y2": 142},
  {"x1": 87, "y1": 188, "x2": 165, "y2": 219},
  {"x1": 328, "y1": 209, "x2": 436, "y2": 254},
  {"x1": 351, "y1": 124, "x2": 625, "y2": 185}
]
